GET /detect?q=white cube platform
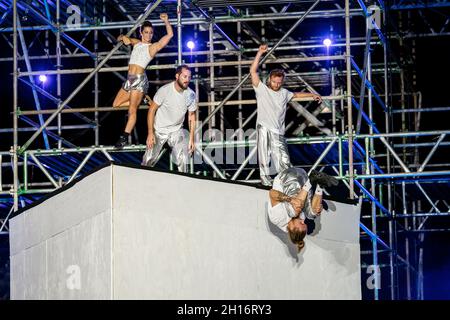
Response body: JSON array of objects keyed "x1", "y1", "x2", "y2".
[{"x1": 9, "y1": 163, "x2": 361, "y2": 299}]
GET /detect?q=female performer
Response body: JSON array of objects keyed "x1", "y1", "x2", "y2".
[{"x1": 113, "y1": 13, "x2": 173, "y2": 149}]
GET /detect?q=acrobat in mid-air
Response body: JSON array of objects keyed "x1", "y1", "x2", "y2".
[{"x1": 268, "y1": 167, "x2": 338, "y2": 251}]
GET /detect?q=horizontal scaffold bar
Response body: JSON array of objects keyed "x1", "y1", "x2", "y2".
[
  {"x1": 18, "y1": 56, "x2": 346, "y2": 77},
  {"x1": 17, "y1": 95, "x2": 345, "y2": 115}
]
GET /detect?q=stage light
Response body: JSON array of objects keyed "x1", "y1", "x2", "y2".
[
  {"x1": 186, "y1": 40, "x2": 195, "y2": 50},
  {"x1": 38, "y1": 75, "x2": 47, "y2": 83},
  {"x1": 323, "y1": 38, "x2": 332, "y2": 47}
]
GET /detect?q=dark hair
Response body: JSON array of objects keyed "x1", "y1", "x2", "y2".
[
  {"x1": 269, "y1": 69, "x2": 285, "y2": 79},
  {"x1": 175, "y1": 64, "x2": 190, "y2": 75},
  {"x1": 140, "y1": 21, "x2": 153, "y2": 33},
  {"x1": 288, "y1": 222, "x2": 307, "y2": 252}
]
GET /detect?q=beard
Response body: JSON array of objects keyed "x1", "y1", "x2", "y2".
[
  {"x1": 267, "y1": 82, "x2": 281, "y2": 91},
  {"x1": 177, "y1": 78, "x2": 189, "y2": 90}
]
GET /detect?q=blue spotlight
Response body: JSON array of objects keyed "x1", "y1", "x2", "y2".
[
  {"x1": 323, "y1": 38, "x2": 332, "y2": 47},
  {"x1": 38, "y1": 75, "x2": 47, "y2": 83},
  {"x1": 186, "y1": 40, "x2": 195, "y2": 50}
]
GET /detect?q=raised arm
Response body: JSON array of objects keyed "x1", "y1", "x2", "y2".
[
  {"x1": 250, "y1": 44, "x2": 268, "y2": 87},
  {"x1": 146, "y1": 101, "x2": 160, "y2": 149},
  {"x1": 117, "y1": 34, "x2": 140, "y2": 46},
  {"x1": 293, "y1": 92, "x2": 323, "y2": 104},
  {"x1": 149, "y1": 13, "x2": 173, "y2": 57}
]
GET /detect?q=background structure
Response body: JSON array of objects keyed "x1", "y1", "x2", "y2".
[{"x1": 1, "y1": 0, "x2": 450, "y2": 299}]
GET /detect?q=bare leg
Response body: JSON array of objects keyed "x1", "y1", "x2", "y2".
[
  {"x1": 114, "y1": 89, "x2": 150, "y2": 108},
  {"x1": 113, "y1": 88, "x2": 130, "y2": 108},
  {"x1": 124, "y1": 90, "x2": 144, "y2": 134}
]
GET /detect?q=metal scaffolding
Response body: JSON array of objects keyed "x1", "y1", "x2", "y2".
[{"x1": 1, "y1": 0, "x2": 449, "y2": 300}]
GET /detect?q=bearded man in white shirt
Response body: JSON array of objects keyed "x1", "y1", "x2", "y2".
[
  {"x1": 142, "y1": 65, "x2": 197, "y2": 173},
  {"x1": 250, "y1": 44, "x2": 323, "y2": 186}
]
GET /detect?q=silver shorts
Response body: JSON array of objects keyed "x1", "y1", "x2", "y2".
[{"x1": 122, "y1": 73, "x2": 149, "y2": 93}]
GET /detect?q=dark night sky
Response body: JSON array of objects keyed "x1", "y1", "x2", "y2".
[{"x1": 406, "y1": 36, "x2": 450, "y2": 299}]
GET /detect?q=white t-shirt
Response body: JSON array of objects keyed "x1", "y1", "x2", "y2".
[
  {"x1": 253, "y1": 81, "x2": 294, "y2": 135},
  {"x1": 267, "y1": 201, "x2": 291, "y2": 233},
  {"x1": 267, "y1": 174, "x2": 304, "y2": 233},
  {"x1": 153, "y1": 81, "x2": 197, "y2": 134}
]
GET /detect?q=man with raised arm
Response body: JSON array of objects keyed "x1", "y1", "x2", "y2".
[{"x1": 250, "y1": 44, "x2": 323, "y2": 186}]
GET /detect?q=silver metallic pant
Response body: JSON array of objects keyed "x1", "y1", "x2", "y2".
[
  {"x1": 275, "y1": 167, "x2": 317, "y2": 220},
  {"x1": 122, "y1": 73, "x2": 149, "y2": 93},
  {"x1": 141, "y1": 129, "x2": 189, "y2": 173},
  {"x1": 257, "y1": 124, "x2": 292, "y2": 186}
]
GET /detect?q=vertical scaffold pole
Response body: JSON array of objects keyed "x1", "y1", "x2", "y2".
[
  {"x1": 345, "y1": 0, "x2": 355, "y2": 198},
  {"x1": 13, "y1": 0, "x2": 19, "y2": 211}
]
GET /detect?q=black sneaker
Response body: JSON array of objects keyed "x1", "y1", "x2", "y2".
[
  {"x1": 114, "y1": 135, "x2": 129, "y2": 149},
  {"x1": 309, "y1": 170, "x2": 339, "y2": 188}
]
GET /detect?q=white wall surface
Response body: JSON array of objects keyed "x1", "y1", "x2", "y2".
[{"x1": 10, "y1": 164, "x2": 361, "y2": 300}]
